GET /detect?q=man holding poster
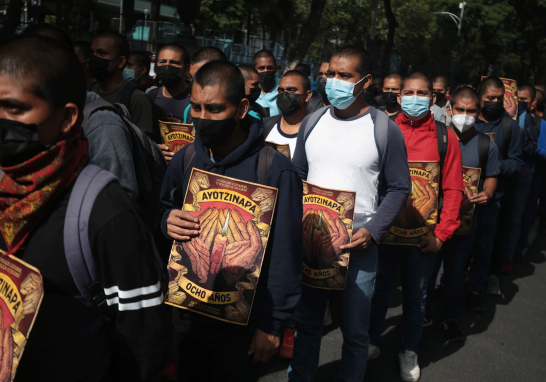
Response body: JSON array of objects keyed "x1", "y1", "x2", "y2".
[
  {"x1": 161, "y1": 60, "x2": 303, "y2": 382},
  {"x1": 289, "y1": 45, "x2": 411, "y2": 382}
]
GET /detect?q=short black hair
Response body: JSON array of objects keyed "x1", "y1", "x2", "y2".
[
  {"x1": 519, "y1": 84, "x2": 536, "y2": 100},
  {"x1": 385, "y1": 73, "x2": 403, "y2": 82},
  {"x1": 331, "y1": 45, "x2": 370, "y2": 77},
  {"x1": 159, "y1": 43, "x2": 190, "y2": 66},
  {"x1": 0, "y1": 35, "x2": 86, "y2": 112},
  {"x1": 294, "y1": 62, "x2": 311, "y2": 78},
  {"x1": 477, "y1": 77, "x2": 505, "y2": 99},
  {"x1": 536, "y1": 89, "x2": 545, "y2": 109},
  {"x1": 129, "y1": 51, "x2": 151, "y2": 74},
  {"x1": 433, "y1": 75, "x2": 449, "y2": 89},
  {"x1": 254, "y1": 49, "x2": 276, "y2": 67},
  {"x1": 283, "y1": 70, "x2": 311, "y2": 93},
  {"x1": 322, "y1": 57, "x2": 330, "y2": 64},
  {"x1": 402, "y1": 71, "x2": 433, "y2": 92},
  {"x1": 451, "y1": 87, "x2": 479, "y2": 108},
  {"x1": 194, "y1": 60, "x2": 245, "y2": 108},
  {"x1": 73, "y1": 41, "x2": 92, "y2": 60},
  {"x1": 22, "y1": 23, "x2": 72, "y2": 49},
  {"x1": 238, "y1": 64, "x2": 259, "y2": 82},
  {"x1": 94, "y1": 30, "x2": 130, "y2": 59},
  {"x1": 192, "y1": 47, "x2": 228, "y2": 65}
]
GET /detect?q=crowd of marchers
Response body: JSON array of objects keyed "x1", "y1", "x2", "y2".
[{"x1": 0, "y1": 22, "x2": 544, "y2": 382}]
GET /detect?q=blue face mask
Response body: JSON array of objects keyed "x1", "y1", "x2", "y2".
[
  {"x1": 325, "y1": 76, "x2": 365, "y2": 110},
  {"x1": 122, "y1": 67, "x2": 143, "y2": 83},
  {"x1": 401, "y1": 95, "x2": 431, "y2": 120}
]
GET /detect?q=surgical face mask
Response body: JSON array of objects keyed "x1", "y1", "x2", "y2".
[
  {"x1": 381, "y1": 92, "x2": 399, "y2": 107},
  {"x1": 325, "y1": 76, "x2": 365, "y2": 110},
  {"x1": 89, "y1": 55, "x2": 117, "y2": 81},
  {"x1": 317, "y1": 77, "x2": 327, "y2": 98},
  {"x1": 156, "y1": 65, "x2": 182, "y2": 87},
  {"x1": 277, "y1": 92, "x2": 303, "y2": 117},
  {"x1": 259, "y1": 71, "x2": 276, "y2": 89},
  {"x1": 0, "y1": 112, "x2": 59, "y2": 167},
  {"x1": 482, "y1": 100, "x2": 504, "y2": 117},
  {"x1": 246, "y1": 87, "x2": 261, "y2": 103},
  {"x1": 122, "y1": 67, "x2": 143, "y2": 83},
  {"x1": 451, "y1": 113, "x2": 475, "y2": 133},
  {"x1": 401, "y1": 95, "x2": 432, "y2": 121},
  {"x1": 194, "y1": 111, "x2": 240, "y2": 149}
]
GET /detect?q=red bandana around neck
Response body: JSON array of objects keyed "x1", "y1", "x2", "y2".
[{"x1": 0, "y1": 135, "x2": 89, "y2": 254}]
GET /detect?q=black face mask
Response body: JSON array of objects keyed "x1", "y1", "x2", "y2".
[
  {"x1": 434, "y1": 91, "x2": 446, "y2": 102},
  {"x1": 363, "y1": 87, "x2": 374, "y2": 103},
  {"x1": 381, "y1": 92, "x2": 399, "y2": 107},
  {"x1": 246, "y1": 87, "x2": 261, "y2": 103},
  {"x1": 194, "y1": 116, "x2": 239, "y2": 149},
  {"x1": 259, "y1": 71, "x2": 276, "y2": 89},
  {"x1": 518, "y1": 100, "x2": 528, "y2": 112},
  {"x1": 317, "y1": 77, "x2": 327, "y2": 98},
  {"x1": 0, "y1": 119, "x2": 47, "y2": 167},
  {"x1": 89, "y1": 55, "x2": 116, "y2": 81},
  {"x1": 277, "y1": 92, "x2": 303, "y2": 117},
  {"x1": 482, "y1": 100, "x2": 504, "y2": 117},
  {"x1": 156, "y1": 65, "x2": 182, "y2": 88}
]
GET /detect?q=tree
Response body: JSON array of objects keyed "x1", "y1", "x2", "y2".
[
  {"x1": 380, "y1": 0, "x2": 398, "y2": 76},
  {"x1": 0, "y1": 0, "x2": 23, "y2": 40}
]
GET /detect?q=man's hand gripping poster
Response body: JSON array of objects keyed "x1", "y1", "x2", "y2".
[
  {"x1": 302, "y1": 181, "x2": 355, "y2": 290},
  {"x1": 164, "y1": 169, "x2": 278, "y2": 325}
]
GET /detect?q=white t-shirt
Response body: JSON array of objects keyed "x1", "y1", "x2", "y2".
[
  {"x1": 305, "y1": 108, "x2": 381, "y2": 230},
  {"x1": 265, "y1": 119, "x2": 298, "y2": 158}
]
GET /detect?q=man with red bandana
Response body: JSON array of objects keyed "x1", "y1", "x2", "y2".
[
  {"x1": 368, "y1": 72, "x2": 463, "y2": 382},
  {"x1": 0, "y1": 35, "x2": 170, "y2": 381}
]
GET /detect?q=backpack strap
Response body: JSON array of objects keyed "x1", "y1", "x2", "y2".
[
  {"x1": 477, "y1": 132, "x2": 490, "y2": 192},
  {"x1": 502, "y1": 115, "x2": 513, "y2": 157},
  {"x1": 183, "y1": 143, "x2": 196, "y2": 179},
  {"x1": 435, "y1": 120, "x2": 448, "y2": 172},
  {"x1": 148, "y1": 86, "x2": 161, "y2": 102},
  {"x1": 82, "y1": 98, "x2": 120, "y2": 128},
  {"x1": 257, "y1": 146, "x2": 277, "y2": 185},
  {"x1": 264, "y1": 114, "x2": 282, "y2": 138},
  {"x1": 374, "y1": 110, "x2": 389, "y2": 173},
  {"x1": 64, "y1": 163, "x2": 117, "y2": 310},
  {"x1": 303, "y1": 106, "x2": 331, "y2": 143},
  {"x1": 535, "y1": 113, "x2": 542, "y2": 138},
  {"x1": 119, "y1": 82, "x2": 139, "y2": 111}
]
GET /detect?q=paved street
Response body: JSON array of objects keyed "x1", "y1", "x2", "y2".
[{"x1": 259, "y1": 222, "x2": 546, "y2": 382}]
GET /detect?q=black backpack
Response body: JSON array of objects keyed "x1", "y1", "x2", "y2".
[{"x1": 82, "y1": 99, "x2": 167, "y2": 233}]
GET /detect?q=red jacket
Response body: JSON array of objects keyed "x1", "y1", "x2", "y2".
[{"x1": 395, "y1": 112, "x2": 463, "y2": 242}]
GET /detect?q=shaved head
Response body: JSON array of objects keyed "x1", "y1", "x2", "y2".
[
  {"x1": 478, "y1": 77, "x2": 504, "y2": 99},
  {"x1": 433, "y1": 75, "x2": 449, "y2": 89},
  {"x1": 402, "y1": 72, "x2": 432, "y2": 92},
  {"x1": 451, "y1": 87, "x2": 479, "y2": 108},
  {"x1": 536, "y1": 89, "x2": 545, "y2": 109},
  {"x1": 385, "y1": 73, "x2": 403, "y2": 82},
  {"x1": 519, "y1": 84, "x2": 536, "y2": 100}
]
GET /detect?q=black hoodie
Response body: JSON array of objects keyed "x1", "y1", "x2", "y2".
[{"x1": 160, "y1": 116, "x2": 303, "y2": 335}]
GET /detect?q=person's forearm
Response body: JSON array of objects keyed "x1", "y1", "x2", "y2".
[{"x1": 483, "y1": 177, "x2": 498, "y2": 199}]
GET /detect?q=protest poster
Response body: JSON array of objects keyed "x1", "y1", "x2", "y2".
[
  {"x1": 455, "y1": 167, "x2": 481, "y2": 235},
  {"x1": 0, "y1": 251, "x2": 44, "y2": 381},
  {"x1": 301, "y1": 181, "x2": 355, "y2": 290},
  {"x1": 265, "y1": 141, "x2": 291, "y2": 159},
  {"x1": 165, "y1": 169, "x2": 278, "y2": 325},
  {"x1": 382, "y1": 161, "x2": 440, "y2": 245},
  {"x1": 159, "y1": 120, "x2": 195, "y2": 153},
  {"x1": 481, "y1": 76, "x2": 518, "y2": 120}
]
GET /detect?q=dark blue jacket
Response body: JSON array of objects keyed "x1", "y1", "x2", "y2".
[
  {"x1": 160, "y1": 116, "x2": 302, "y2": 336},
  {"x1": 516, "y1": 103, "x2": 539, "y2": 185},
  {"x1": 474, "y1": 110, "x2": 523, "y2": 199}
]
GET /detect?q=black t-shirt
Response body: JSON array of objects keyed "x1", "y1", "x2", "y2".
[{"x1": 2, "y1": 182, "x2": 170, "y2": 381}]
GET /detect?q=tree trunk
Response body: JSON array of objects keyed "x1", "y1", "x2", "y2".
[
  {"x1": 60, "y1": 0, "x2": 73, "y2": 32},
  {"x1": 122, "y1": 0, "x2": 136, "y2": 35},
  {"x1": 380, "y1": 0, "x2": 398, "y2": 77},
  {"x1": 151, "y1": 0, "x2": 160, "y2": 21},
  {"x1": 0, "y1": 0, "x2": 23, "y2": 39},
  {"x1": 286, "y1": 0, "x2": 327, "y2": 70},
  {"x1": 246, "y1": 8, "x2": 252, "y2": 46}
]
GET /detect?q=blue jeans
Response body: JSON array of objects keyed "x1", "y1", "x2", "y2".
[
  {"x1": 426, "y1": 230, "x2": 476, "y2": 320},
  {"x1": 468, "y1": 201, "x2": 500, "y2": 292},
  {"x1": 369, "y1": 245, "x2": 436, "y2": 353},
  {"x1": 491, "y1": 183, "x2": 532, "y2": 273},
  {"x1": 288, "y1": 244, "x2": 377, "y2": 382},
  {"x1": 517, "y1": 174, "x2": 543, "y2": 253}
]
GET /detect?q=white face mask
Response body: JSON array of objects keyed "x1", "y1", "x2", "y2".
[{"x1": 451, "y1": 113, "x2": 475, "y2": 133}]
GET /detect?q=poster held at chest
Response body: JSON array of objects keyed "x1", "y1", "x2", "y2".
[
  {"x1": 159, "y1": 120, "x2": 195, "y2": 153},
  {"x1": 382, "y1": 161, "x2": 440, "y2": 245},
  {"x1": 165, "y1": 169, "x2": 278, "y2": 325},
  {"x1": 455, "y1": 167, "x2": 481, "y2": 235},
  {"x1": 302, "y1": 181, "x2": 355, "y2": 290},
  {"x1": 0, "y1": 251, "x2": 44, "y2": 381},
  {"x1": 265, "y1": 141, "x2": 291, "y2": 159}
]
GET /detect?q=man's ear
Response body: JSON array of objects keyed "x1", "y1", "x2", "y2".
[
  {"x1": 60, "y1": 103, "x2": 81, "y2": 135},
  {"x1": 238, "y1": 98, "x2": 250, "y2": 120},
  {"x1": 447, "y1": 87, "x2": 451, "y2": 95},
  {"x1": 397, "y1": 93, "x2": 402, "y2": 105},
  {"x1": 431, "y1": 93, "x2": 437, "y2": 106},
  {"x1": 118, "y1": 56, "x2": 127, "y2": 69},
  {"x1": 305, "y1": 90, "x2": 312, "y2": 103}
]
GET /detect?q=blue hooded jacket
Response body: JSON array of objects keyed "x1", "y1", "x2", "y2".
[
  {"x1": 474, "y1": 110, "x2": 523, "y2": 199},
  {"x1": 160, "y1": 116, "x2": 303, "y2": 336},
  {"x1": 516, "y1": 102, "x2": 539, "y2": 185}
]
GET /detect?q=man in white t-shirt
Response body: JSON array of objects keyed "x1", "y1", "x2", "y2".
[{"x1": 264, "y1": 70, "x2": 312, "y2": 158}]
